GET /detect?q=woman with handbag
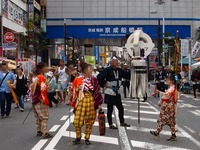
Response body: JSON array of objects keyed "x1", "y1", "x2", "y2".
[
  {"x1": 70, "y1": 63, "x2": 103, "y2": 145},
  {"x1": 150, "y1": 75, "x2": 179, "y2": 141}
]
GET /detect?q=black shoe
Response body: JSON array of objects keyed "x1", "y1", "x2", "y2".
[
  {"x1": 109, "y1": 124, "x2": 118, "y2": 129},
  {"x1": 85, "y1": 139, "x2": 91, "y2": 145},
  {"x1": 120, "y1": 123, "x2": 130, "y2": 127},
  {"x1": 37, "y1": 131, "x2": 43, "y2": 136},
  {"x1": 43, "y1": 133, "x2": 53, "y2": 138},
  {"x1": 1, "y1": 115, "x2": 4, "y2": 119},
  {"x1": 167, "y1": 134, "x2": 177, "y2": 141},
  {"x1": 5, "y1": 114, "x2": 9, "y2": 118},
  {"x1": 73, "y1": 138, "x2": 81, "y2": 145},
  {"x1": 150, "y1": 131, "x2": 159, "y2": 137}
]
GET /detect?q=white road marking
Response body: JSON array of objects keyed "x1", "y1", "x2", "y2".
[
  {"x1": 44, "y1": 115, "x2": 74, "y2": 150},
  {"x1": 127, "y1": 126, "x2": 184, "y2": 137},
  {"x1": 114, "y1": 107, "x2": 131, "y2": 150},
  {"x1": 124, "y1": 100, "x2": 149, "y2": 105},
  {"x1": 31, "y1": 139, "x2": 48, "y2": 150},
  {"x1": 60, "y1": 115, "x2": 68, "y2": 121},
  {"x1": 131, "y1": 140, "x2": 190, "y2": 150},
  {"x1": 190, "y1": 109, "x2": 200, "y2": 116},
  {"x1": 181, "y1": 103, "x2": 198, "y2": 108},
  {"x1": 125, "y1": 109, "x2": 159, "y2": 115},
  {"x1": 43, "y1": 114, "x2": 120, "y2": 150},
  {"x1": 63, "y1": 131, "x2": 119, "y2": 145},
  {"x1": 124, "y1": 116, "x2": 157, "y2": 122},
  {"x1": 49, "y1": 125, "x2": 61, "y2": 132},
  {"x1": 184, "y1": 126, "x2": 195, "y2": 133},
  {"x1": 93, "y1": 122, "x2": 110, "y2": 128}
]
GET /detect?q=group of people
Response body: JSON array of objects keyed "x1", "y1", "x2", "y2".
[{"x1": 0, "y1": 57, "x2": 199, "y2": 144}]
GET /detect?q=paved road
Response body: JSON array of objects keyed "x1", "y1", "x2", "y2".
[{"x1": 0, "y1": 93, "x2": 200, "y2": 150}]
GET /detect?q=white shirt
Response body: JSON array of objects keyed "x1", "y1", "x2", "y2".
[{"x1": 58, "y1": 66, "x2": 68, "y2": 82}]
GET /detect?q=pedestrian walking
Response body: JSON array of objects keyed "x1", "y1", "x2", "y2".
[
  {"x1": 31, "y1": 62, "x2": 53, "y2": 138},
  {"x1": 70, "y1": 63, "x2": 103, "y2": 145},
  {"x1": 191, "y1": 70, "x2": 200, "y2": 98},
  {"x1": 150, "y1": 75, "x2": 179, "y2": 141},
  {"x1": 15, "y1": 66, "x2": 28, "y2": 112},
  {"x1": 46, "y1": 71, "x2": 59, "y2": 107},
  {"x1": 97, "y1": 57, "x2": 130, "y2": 129},
  {"x1": 122, "y1": 63, "x2": 130, "y2": 98},
  {"x1": 0, "y1": 61, "x2": 16, "y2": 118},
  {"x1": 55, "y1": 59, "x2": 68, "y2": 103}
]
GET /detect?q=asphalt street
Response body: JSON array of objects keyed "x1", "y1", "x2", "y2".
[{"x1": 0, "y1": 91, "x2": 200, "y2": 150}]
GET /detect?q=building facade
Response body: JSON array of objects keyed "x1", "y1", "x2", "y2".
[
  {"x1": 46, "y1": 0, "x2": 200, "y2": 64},
  {"x1": 1, "y1": 0, "x2": 28, "y2": 59}
]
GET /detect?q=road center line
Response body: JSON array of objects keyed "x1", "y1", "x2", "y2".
[{"x1": 114, "y1": 107, "x2": 131, "y2": 150}]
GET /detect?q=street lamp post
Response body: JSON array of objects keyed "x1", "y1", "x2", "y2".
[{"x1": 152, "y1": 0, "x2": 179, "y2": 66}]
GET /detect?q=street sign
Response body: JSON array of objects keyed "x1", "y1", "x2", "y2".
[
  {"x1": 2, "y1": 42, "x2": 17, "y2": 50},
  {"x1": 192, "y1": 42, "x2": 200, "y2": 58},
  {"x1": 4, "y1": 32, "x2": 15, "y2": 43}
]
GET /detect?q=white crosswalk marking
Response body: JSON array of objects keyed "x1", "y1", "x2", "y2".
[
  {"x1": 63, "y1": 131, "x2": 119, "y2": 145},
  {"x1": 32, "y1": 96, "x2": 200, "y2": 150},
  {"x1": 60, "y1": 115, "x2": 68, "y2": 121},
  {"x1": 32, "y1": 140, "x2": 48, "y2": 150},
  {"x1": 125, "y1": 109, "x2": 159, "y2": 114},
  {"x1": 131, "y1": 140, "x2": 191, "y2": 150},
  {"x1": 49, "y1": 125, "x2": 61, "y2": 132},
  {"x1": 127, "y1": 126, "x2": 185, "y2": 137}
]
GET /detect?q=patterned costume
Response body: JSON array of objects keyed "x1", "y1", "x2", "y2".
[
  {"x1": 32, "y1": 75, "x2": 49, "y2": 136},
  {"x1": 70, "y1": 76, "x2": 103, "y2": 140},
  {"x1": 156, "y1": 85, "x2": 178, "y2": 134}
]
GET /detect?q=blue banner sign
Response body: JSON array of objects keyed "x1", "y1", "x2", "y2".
[{"x1": 47, "y1": 25, "x2": 191, "y2": 39}]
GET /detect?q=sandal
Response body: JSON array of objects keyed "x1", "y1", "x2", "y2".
[
  {"x1": 150, "y1": 131, "x2": 159, "y2": 137},
  {"x1": 109, "y1": 124, "x2": 118, "y2": 129},
  {"x1": 43, "y1": 133, "x2": 53, "y2": 138},
  {"x1": 36, "y1": 131, "x2": 43, "y2": 136},
  {"x1": 85, "y1": 140, "x2": 91, "y2": 145},
  {"x1": 73, "y1": 138, "x2": 81, "y2": 145}
]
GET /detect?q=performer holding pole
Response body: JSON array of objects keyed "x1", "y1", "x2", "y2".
[{"x1": 0, "y1": 61, "x2": 16, "y2": 118}]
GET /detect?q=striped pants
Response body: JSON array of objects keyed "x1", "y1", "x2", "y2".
[
  {"x1": 73, "y1": 92, "x2": 96, "y2": 140},
  {"x1": 33, "y1": 102, "x2": 49, "y2": 135}
]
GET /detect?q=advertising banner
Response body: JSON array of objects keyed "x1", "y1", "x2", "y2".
[{"x1": 2, "y1": 0, "x2": 27, "y2": 27}]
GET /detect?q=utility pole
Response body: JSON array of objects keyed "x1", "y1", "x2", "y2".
[{"x1": 64, "y1": 19, "x2": 67, "y2": 64}]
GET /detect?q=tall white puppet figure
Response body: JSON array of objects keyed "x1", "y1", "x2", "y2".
[{"x1": 125, "y1": 30, "x2": 155, "y2": 124}]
